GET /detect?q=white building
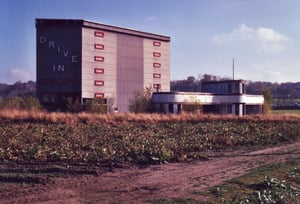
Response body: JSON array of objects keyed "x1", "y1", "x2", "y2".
[{"x1": 152, "y1": 80, "x2": 264, "y2": 116}]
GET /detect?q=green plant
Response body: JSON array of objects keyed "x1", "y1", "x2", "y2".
[
  {"x1": 263, "y1": 89, "x2": 273, "y2": 114},
  {"x1": 209, "y1": 158, "x2": 300, "y2": 204},
  {"x1": 65, "y1": 97, "x2": 82, "y2": 113},
  {"x1": 21, "y1": 96, "x2": 41, "y2": 111},
  {"x1": 246, "y1": 176, "x2": 300, "y2": 203},
  {"x1": 0, "y1": 96, "x2": 41, "y2": 111},
  {"x1": 84, "y1": 98, "x2": 107, "y2": 113},
  {"x1": 128, "y1": 87, "x2": 153, "y2": 113}
]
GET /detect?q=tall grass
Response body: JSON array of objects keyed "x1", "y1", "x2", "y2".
[{"x1": 1, "y1": 109, "x2": 300, "y2": 124}]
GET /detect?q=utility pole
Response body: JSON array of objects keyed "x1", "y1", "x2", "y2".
[{"x1": 232, "y1": 58, "x2": 235, "y2": 80}]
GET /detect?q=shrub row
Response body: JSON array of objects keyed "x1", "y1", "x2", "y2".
[{"x1": 0, "y1": 96, "x2": 40, "y2": 111}]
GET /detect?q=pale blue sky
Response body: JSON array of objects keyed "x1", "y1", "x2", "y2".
[{"x1": 0, "y1": 0, "x2": 299, "y2": 84}]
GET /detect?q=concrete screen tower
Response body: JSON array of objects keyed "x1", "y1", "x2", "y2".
[{"x1": 36, "y1": 18, "x2": 170, "y2": 112}]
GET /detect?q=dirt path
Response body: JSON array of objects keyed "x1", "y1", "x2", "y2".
[{"x1": 1, "y1": 141, "x2": 300, "y2": 204}]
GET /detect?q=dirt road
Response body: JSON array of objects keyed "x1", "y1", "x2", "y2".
[{"x1": 1, "y1": 141, "x2": 299, "y2": 204}]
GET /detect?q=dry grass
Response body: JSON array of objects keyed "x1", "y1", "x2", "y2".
[{"x1": 0, "y1": 109, "x2": 300, "y2": 124}]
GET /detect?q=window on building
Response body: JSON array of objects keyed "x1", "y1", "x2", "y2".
[
  {"x1": 94, "y1": 68, "x2": 104, "y2": 74},
  {"x1": 94, "y1": 44, "x2": 105, "y2": 50},
  {"x1": 153, "y1": 62, "x2": 161, "y2": 68},
  {"x1": 153, "y1": 41, "x2": 161, "y2": 47},
  {"x1": 95, "y1": 93, "x2": 104, "y2": 98},
  {"x1": 94, "y1": 56, "x2": 104, "y2": 62},
  {"x1": 94, "y1": 80, "x2": 104, "y2": 86},
  {"x1": 153, "y1": 52, "x2": 161, "y2": 57},
  {"x1": 228, "y1": 83, "x2": 232, "y2": 94},
  {"x1": 153, "y1": 73, "x2": 161, "y2": 78},
  {"x1": 94, "y1": 31, "x2": 104, "y2": 37},
  {"x1": 235, "y1": 83, "x2": 239, "y2": 93}
]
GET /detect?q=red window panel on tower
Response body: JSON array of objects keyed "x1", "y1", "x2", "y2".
[
  {"x1": 94, "y1": 56, "x2": 104, "y2": 62},
  {"x1": 94, "y1": 80, "x2": 104, "y2": 86},
  {"x1": 153, "y1": 62, "x2": 161, "y2": 68},
  {"x1": 153, "y1": 52, "x2": 161, "y2": 57},
  {"x1": 94, "y1": 44, "x2": 105, "y2": 50},
  {"x1": 95, "y1": 93, "x2": 104, "y2": 98},
  {"x1": 94, "y1": 68, "x2": 104, "y2": 74},
  {"x1": 153, "y1": 41, "x2": 161, "y2": 47},
  {"x1": 153, "y1": 73, "x2": 161, "y2": 78},
  {"x1": 94, "y1": 31, "x2": 104, "y2": 37}
]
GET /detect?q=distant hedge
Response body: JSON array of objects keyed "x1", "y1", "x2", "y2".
[{"x1": 0, "y1": 96, "x2": 40, "y2": 111}]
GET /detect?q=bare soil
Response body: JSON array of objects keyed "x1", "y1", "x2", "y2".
[{"x1": 0, "y1": 141, "x2": 299, "y2": 204}]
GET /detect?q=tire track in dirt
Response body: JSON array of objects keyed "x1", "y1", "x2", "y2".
[{"x1": 0, "y1": 141, "x2": 299, "y2": 204}]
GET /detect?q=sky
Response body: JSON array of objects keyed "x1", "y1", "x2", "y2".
[{"x1": 0, "y1": 0, "x2": 299, "y2": 84}]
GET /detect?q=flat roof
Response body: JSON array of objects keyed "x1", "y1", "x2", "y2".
[
  {"x1": 153, "y1": 91, "x2": 263, "y2": 97},
  {"x1": 36, "y1": 18, "x2": 170, "y2": 42},
  {"x1": 202, "y1": 79, "x2": 245, "y2": 85},
  {"x1": 153, "y1": 91, "x2": 214, "y2": 96}
]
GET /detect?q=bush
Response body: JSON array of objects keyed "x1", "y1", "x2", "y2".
[
  {"x1": 263, "y1": 89, "x2": 273, "y2": 114},
  {"x1": 21, "y1": 96, "x2": 41, "y2": 111},
  {"x1": 84, "y1": 98, "x2": 107, "y2": 113},
  {"x1": 128, "y1": 87, "x2": 153, "y2": 113},
  {"x1": 65, "y1": 97, "x2": 82, "y2": 113},
  {"x1": 0, "y1": 96, "x2": 40, "y2": 111}
]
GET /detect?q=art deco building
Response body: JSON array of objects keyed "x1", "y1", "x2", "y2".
[{"x1": 152, "y1": 80, "x2": 264, "y2": 116}]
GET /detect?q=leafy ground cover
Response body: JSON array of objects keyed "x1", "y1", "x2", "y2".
[
  {"x1": 0, "y1": 111, "x2": 299, "y2": 165},
  {"x1": 208, "y1": 157, "x2": 300, "y2": 204}
]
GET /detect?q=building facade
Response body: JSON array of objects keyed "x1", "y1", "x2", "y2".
[
  {"x1": 36, "y1": 19, "x2": 170, "y2": 112},
  {"x1": 152, "y1": 80, "x2": 264, "y2": 116}
]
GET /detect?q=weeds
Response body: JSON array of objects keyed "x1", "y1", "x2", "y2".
[
  {"x1": 209, "y1": 158, "x2": 300, "y2": 204},
  {"x1": 0, "y1": 110, "x2": 300, "y2": 124}
]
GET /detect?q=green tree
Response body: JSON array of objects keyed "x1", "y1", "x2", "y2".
[
  {"x1": 128, "y1": 87, "x2": 152, "y2": 113},
  {"x1": 84, "y1": 98, "x2": 107, "y2": 113},
  {"x1": 182, "y1": 97, "x2": 202, "y2": 113},
  {"x1": 65, "y1": 97, "x2": 82, "y2": 113},
  {"x1": 0, "y1": 97, "x2": 4, "y2": 109},
  {"x1": 4, "y1": 97, "x2": 23, "y2": 110},
  {"x1": 263, "y1": 89, "x2": 272, "y2": 114},
  {"x1": 21, "y1": 96, "x2": 41, "y2": 111}
]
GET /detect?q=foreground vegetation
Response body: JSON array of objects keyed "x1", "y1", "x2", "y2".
[
  {"x1": 0, "y1": 110, "x2": 299, "y2": 202},
  {"x1": 149, "y1": 158, "x2": 300, "y2": 204},
  {"x1": 0, "y1": 110, "x2": 299, "y2": 164},
  {"x1": 209, "y1": 158, "x2": 300, "y2": 204}
]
